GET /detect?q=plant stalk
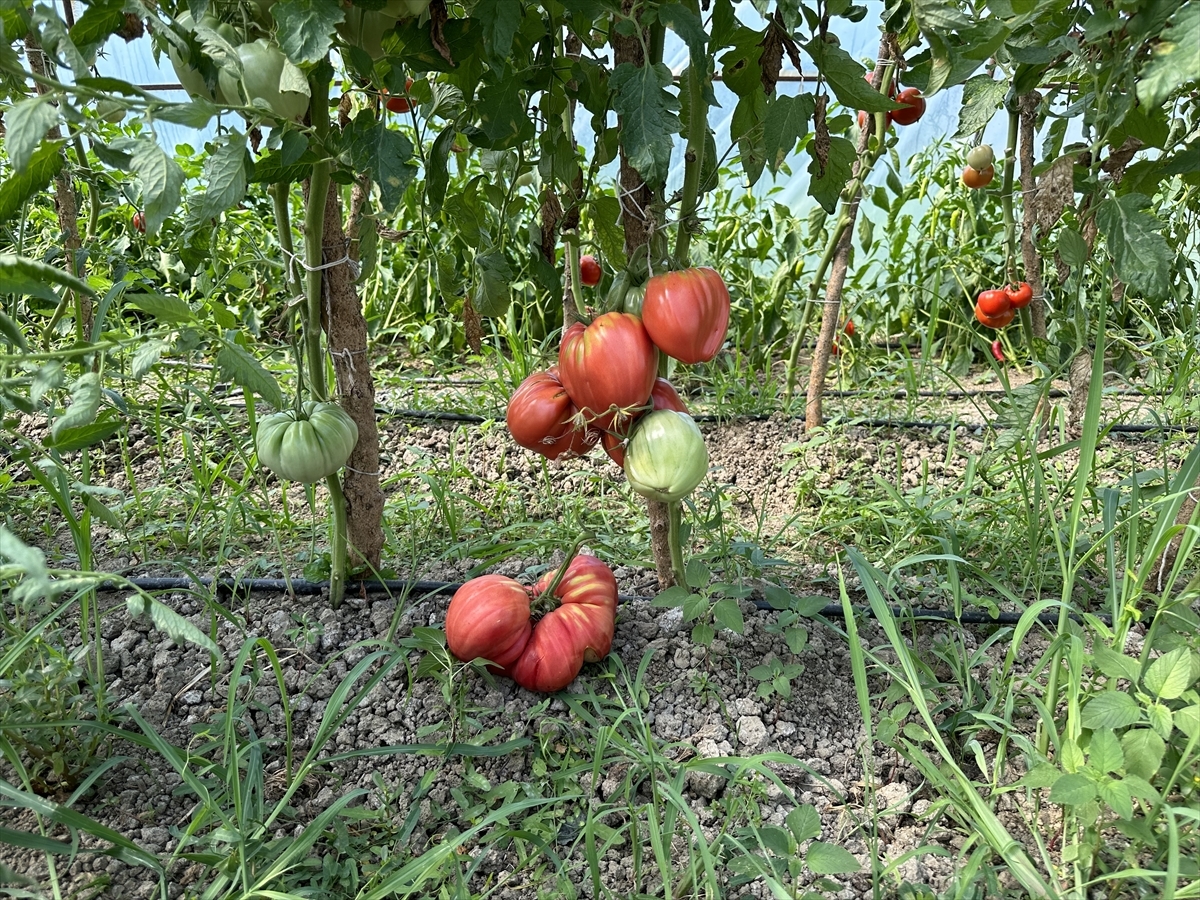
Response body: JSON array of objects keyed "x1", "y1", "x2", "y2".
[
  {"x1": 674, "y1": 7, "x2": 707, "y2": 268},
  {"x1": 666, "y1": 500, "x2": 686, "y2": 588}
]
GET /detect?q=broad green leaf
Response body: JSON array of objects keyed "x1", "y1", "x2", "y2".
[
  {"x1": 1094, "y1": 194, "x2": 1171, "y2": 300},
  {"x1": 126, "y1": 292, "x2": 194, "y2": 324},
  {"x1": 127, "y1": 593, "x2": 220, "y2": 658},
  {"x1": 5, "y1": 96, "x2": 58, "y2": 173},
  {"x1": 763, "y1": 93, "x2": 814, "y2": 176},
  {"x1": 84, "y1": 493, "x2": 122, "y2": 530},
  {"x1": 151, "y1": 97, "x2": 218, "y2": 129},
  {"x1": 685, "y1": 558, "x2": 711, "y2": 589},
  {"x1": 196, "y1": 132, "x2": 249, "y2": 219},
  {"x1": 1019, "y1": 764, "x2": 1061, "y2": 789},
  {"x1": 52, "y1": 372, "x2": 101, "y2": 438},
  {"x1": 1097, "y1": 777, "x2": 1133, "y2": 821},
  {"x1": 758, "y1": 825, "x2": 793, "y2": 857},
  {"x1": 658, "y1": 2, "x2": 707, "y2": 72},
  {"x1": 1146, "y1": 701, "x2": 1174, "y2": 740},
  {"x1": 271, "y1": 0, "x2": 342, "y2": 64},
  {"x1": 610, "y1": 61, "x2": 680, "y2": 188},
  {"x1": 1136, "y1": 2, "x2": 1200, "y2": 108},
  {"x1": 911, "y1": 0, "x2": 972, "y2": 31},
  {"x1": 425, "y1": 125, "x2": 457, "y2": 214},
  {"x1": 1173, "y1": 703, "x2": 1200, "y2": 740},
  {"x1": 591, "y1": 194, "x2": 626, "y2": 271},
  {"x1": 807, "y1": 136, "x2": 856, "y2": 214},
  {"x1": 1080, "y1": 691, "x2": 1142, "y2": 730},
  {"x1": 0, "y1": 140, "x2": 63, "y2": 223},
  {"x1": 691, "y1": 621, "x2": 714, "y2": 645},
  {"x1": 476, "y1": 0, "x2": 520, "y2": 67},
  {"x1": 35, "y1": 9, "x2": 90, "y2": 73},
  {"x1": 1049, "y1": 772, "x2": 1096, "y2": 806},
  {"x1": 0, "y1": 308, "x2": 26, "y2": 349},
  {"x1": 216, "y1": 343, "x2": 283, "y2": 411},
  {"x1": 1087, "y1": 728, "x2": 1124, "y2": 775},
  {"x1": 130, "y1": 139, "x2": 184, "y2": 234},
  {"x1": 806, "y1": 841, "x2": 861, "y2": 875},
  {"x1": 787, "y1": 804, "x2": 821, "y2": 843},
  {"x1": 1057, "y1": 227, "x2": 1089, "y2": 269},
  {"x1": 1143, "y1": 647, "x2": 1194, "y2": 700},
  {"x1": 1092, "y1": 645, "x2": 1140, "y2": 684},
  {"x1": 1120, "y1": 728, "x2": 1165, "y2": 780},
  {"x1": 0, "y1": 254, "x2": 95, "y2": 303},
  {"x1": 473, "y1": 251, "x2": 513, "y2": 317},
  {"x1": 651, "y1": 584, "x2": 690, "y2": 607},
  {"x1": 68, "y1": 0, "x2": 123, "y2": 49},
  {"x1": 131, "y1": 340, "x2": 168, "y2": 379},
  {"x1": 712, "y1": 598, "x2": 745, "y2": 634},
  {"x1": 48, "y1": 416, "x2": 122, "y2": 452},
  {"x1": 682, "y1": 592, "x2": 708, "y2": 623},
  {"x1": 474, "y1": 76, "x2": 536, "y2": 151},
  {"x1": 804, "y1": 37, "x2": 895, "y2": 114},
  {"x1": 955, "y1": 74, "x2": 1007, "y2": 137},
  {"x1": 373, "y1": 127, "x2": 416, "y2": 214}
]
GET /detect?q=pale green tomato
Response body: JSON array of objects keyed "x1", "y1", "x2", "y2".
[
  {"x1": 165, "y1": 11, "x2": 215, "y2": 102},
  {"x1": 622, "y1": 283, "x2": 646, "y2": 317},
  {"x1": 966, "y1": 144, "x2": 994, "y2": 170},
  {"x1": 219, "y1": 39, "x2": 310, "y2": 120},
  {"x1": 623, "y1": 410, "x2": 708, "y2": 502},
  {"x1": 96, "y1": 99, "x2": 126, "y2": 123},
  {"x1": 255, "y1": 401, "x2": 359, "y2": 483},
  {"x1": 336, "y1": 7, "x2": 399, "y2": 60}
]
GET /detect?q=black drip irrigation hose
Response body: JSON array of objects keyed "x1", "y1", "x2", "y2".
[
  {"x1": 99, "y1": 575, "x2": 1112, "y2": 627},
  {"x1": 379, "y1": 407, "x2": 1199, "y2": 436}
]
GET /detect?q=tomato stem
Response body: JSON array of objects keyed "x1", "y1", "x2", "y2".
[
  {"x1": 533, "y1": 533, "x2": 590, "y2": 606},
  {"x1": 673, "y1": 0, "x2": 707, "y2": 268},
  {"x1": 326, "y1": 473, "x2": 348, "y2": 608},
  {"x1": 667, "y1": 500, "x2": 686, "y2": 589},
  {"x1": 1000, "y1": 108, "x2": 1019, "y2": 287},
  {"x1": 563, "y1": 231, "x2": 587, "y2": 324},
  {"x1": 304, "y1": 68, "x2": 332, "y2": 405}
]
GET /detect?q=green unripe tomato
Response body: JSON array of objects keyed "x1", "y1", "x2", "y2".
[
  {"x1": 255, "y1": 401, "x2": 359, "y2": 483},
  {"x1": 96, "y1": 99, "x2": 126, "y2": 123},
  {"x1": 966, "y1": 144, "x2": 994, "y2": 170},
  {"x1": 622, "y1": 283, "x2": 646, "y2": 317},
  {"x1": 336, "y1": 6, "x2": 398, "y2": 60},
  {"x1": 623, "y1": 410, "x2": 708, "y2": 502},
  {"x1": 165, "y1": 11, "x2": 216, "y2": 102},
  {"x1": 219, "y1": 39, "x2": 309, "y2": 121}
]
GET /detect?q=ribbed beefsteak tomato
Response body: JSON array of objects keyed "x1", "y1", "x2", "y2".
[
  {"x1": 506, "y1": 368, "x2": 597, "y2": 460},
  {"x1": 602, "y1": 377, "x2": 688, "y2": 467},
  {"x1": 444, "y1": 575, "x2": 532, "y2": 673},
  {"x1": 444, "y1": 554, "x2": 619, "y2": 693},
  {"x1": 510, "y1": 554, "x2": 618, "y2": 693},
  {"x1": 558, "y1": 313, "x2": 658, "y2": 431},
  {"x1": 641, "y1": 267, "x2": 730, "y2": 364}
]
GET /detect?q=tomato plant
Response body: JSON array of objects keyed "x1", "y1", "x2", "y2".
[
  {"x1": 961, "y1": 165, "x2": 995, "y2": 189},
  {"x1": 579, "y1": 255, "x2": 601, "y2": 287},
  {"x1": 641, "y1": 267, "x2": 730, "y2": 364},
  {"x1": 623, "y1": 410, "x2": 709, "y2": 502},
  {"x1": 602, "y1": 377, "x2": 688, "y2": 466},
  {"x1": 966, "y1": 145, "x2": 994, "y2": 170},
  {"x1": 889, "y1": 88, "x2": 925, "y2": 125},
  {"x1": 1005, "y1": 282, "x2": 1033, "y2": 309},
  {"x1": 506, "y1": 368, "x2": 595, "y2": 461},
  {"x1": 132, "y1": 211, "x2": 146, "y2": 233},
  {"x1": 558, "y1": 313, "x2": 658, "y2": 431},
  {"x1": 255, "y1": 401, "x2": 359, "y2": 483},
  {"x1": 384, "y1": 77, "x2": 414, "y2": 113},
  {"x1": 444, "y1": 575, "x2": 532, "y2": 674},
  {"x1": 977, "y1": 289, "x2": 1011, "y2": 318}
]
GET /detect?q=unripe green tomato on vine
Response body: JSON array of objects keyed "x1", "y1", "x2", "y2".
[
  {"x1": 623, "y1": 410, "x2": 708, "y2": 502},
  {"x1": 622, "y1": 283, "x2": 646, "y2": 317},
  {"x1": 966, "y1": 144, "x2": 995, "y2": 170},
  {"x1": 165, "y1": 11, "x2": 216, "y2": 102},
  {"x1": 255, "y1": 401, "x2": 359, "y2": 483},
  {"x1": 96, "y1": 99, "x2": 126, "y2": 123},
  {"x1": 336, "y1": 6, "x2": 398, "y2": 60},
  {"x1": 219, "y1": 39, "x2": 310, "y2": 120}
]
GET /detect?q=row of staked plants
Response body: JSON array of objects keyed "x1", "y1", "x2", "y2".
[{"x1": 1, "y1": 0, "x2": 1199, "y2": 897}]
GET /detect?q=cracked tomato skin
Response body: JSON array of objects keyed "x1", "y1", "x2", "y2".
[
  {"x1": 602, "y1": 377, "x2": 689, "y2": 467},
  {"x1": 506, "y1": 367, "x2": 597, "y2": 460},
  {"x1": 558, "y1": 313, "x2": 658, "y2": 432},
  {"x1": 641, "y1": 267, "x2": 731, "y2": 364},
  {"x1": 511, "y1": 555, "x2": 618, "y2": 693},
  {"x1": 444, "y1": 575, "x2": 532, "y2": 674}
]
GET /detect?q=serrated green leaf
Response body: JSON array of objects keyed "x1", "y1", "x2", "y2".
[
  {"x1": 712, "y1": 597, "x2": 744, "y2": 634},
  {"x1": 131, "y1": 340, "x2": 168, "y2": 379},
  {"x1": 1143, "y1": 647, "x2": 1194, "y2": 700},
  {"x1": 762, "y1": 93, "x2": 813, "y2": 177},
  {"x1": 473, "y1": 251, "x2": 512, "y2": 318},
  {"x1": 1146, "y1": 701, "x2": 1173, "y2": 740},
  {"x1": 127, "y1": 593, "x2": 220, "y2": 659},
  {"x1": 84, "y1": 492, "x2": 123, "y2": 529},
  {"x1": 216, "y1": 343, "x2": 283, "y2": 411},
  {"x1": 196, "y1": 132, "x2": 249, "y2": 219},
  {"x1": 130, "y1": 139, "x2": 183, "y2": 234},
  {"x1": 806, "y1": 841, "x2": 861, "y2": 875},
  {"x1": 685, "y1": 558, "x2": 711, "y2": 590},
  {"x1": 1020, "y1": 763, "x2": 1061, "y2": 789},
  {"x1": 271, "y1": 0, "x2": 342, "y2": 65},
  {"x1": 805, "y1": 37, "x2": 895, "y2": 114},
  {"x1": 651, "y1": 584, "x2": 690, "y2": 607},
  {"x1": 0, "y1": 253, "x2": 96, "y2": 303},
  {"x1": 126, "y1": 292, "x2": 194, "y2": 324},
  {"x1": 807, "y1": 136, "x2": 856, "y2": 214},
  {"x1": 476, "y1": 0, "x2": 520, "y2": 67},
  {"x1": 610, "y1": 61, "x2": 680, "y2": 188},
  {"x1": 474, "y1": 76, "x2": 536, "y2": 151},
  {"x1": 4, "y1": 97, "x2": 58, "y2": 174},
  {"x1": 1093, "y1": 645, "x2": 1141, "y2": 684},
  {"x1": 0, "y1": 141, "x2": 63, "y2": 224},
  {"x1": 691, "y1": 621, "x2": 714, "y2": 645},
  {"x1": 1081, "y1": 692, "x2": 1142, "y2": 730},
  {"x1": 345, "y1": 116, "x2": 417, "y2": 214},
  {"x1": 1097, "y1": 777, "x2": 1134, "y2": 820},
  {"x1": 1136, "y1": 2, "x2": 1200, "y2": 108},
  {"x1": 1094, "y1": 194, "x2": 1171, "y2": 300},
  {"x1": 152, "y1": 97, "x2": 218, "y2": 129},
  {"x1": 955, "y1": 74, "x2": 1007, "y2": 138},
  {"x1": 1049, "y1": 772, "x2": 1096, "y2": 806},
  {"x1": 0, "y1": 308, "x2": 27, "y2": 349},
  {"x1": 682, "y1": 592, "x2": 708, "y2": 622},
  {"x1": 1173, "y1": 704, "x2": 1200, "y2": 740},
  {"x1": 787, "y1": 804, "x2": 821, "y2": 843},
  {"x1": 1087, "y1": 728, "x2": 1124, "y2": 775},
  {"x1": 658, "y1": 2, "x2": 707, "y2": 72},
  {"x1": 1120, "y1": 728, "x2": 1165, "y2": 780},
  {"x1": 51, "y1": 372, "x2": 101, "y2": 440},
  {"x1": 48, "y1": 417, "x2": 121, "y2": 452}
]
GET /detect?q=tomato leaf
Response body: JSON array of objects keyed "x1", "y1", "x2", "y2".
[
  {"x1": 0, "y1": 253, "x2": 96, "y2": 302},
  {"x1": 52, "y1": 373, "x2": 102, "y2": 440},
  {"x1": 4, "y1": 96, "x2": 58, "y2": 174},
  {"x1": 806, "y1": 135, "x2": 855, "y2": 214},
  {"x1": 68, "y1": 0, "x2": 124, "y2": 49},
  {"x1": 195, "y1": 131, "x2": 249, "y2": 219},
  {"x1": 1094, "y1": 194, "x2": 1171, "y2": 301},
  {"x1": 131, "y1": 340, "x2": 168, "y2": 380},
  {"x1": 955, "y1": 74, "x2": 1007, "y2": 138},
  {"x1": 658, "y1": 2, "x2": 707, "y2": 72},
  {"x1": 610, "y1": 61, "x2": 680, "y2": 188},
  {"x1": 472, "y1": 76, "x2": 536, "y2": 150},
  {"x1": 130, "y1": 138, "x2": 184, "y2": 235},
  {"x1": 152, "y1": 97, "x2": 218, "y2": 129},
  {"x1": 731, "y1": 90, "x2": 767, "y2": 187},
  {"x1": 475, "y1": 0, "x2": 520, "y2": 68},
  {"x1": 0, "y1": 141, "x2": 63, "y2": 225},
  {"x1": 344, "y1": 116, "x2": 417, "y2": 214},
  {"x1": 472, "y1": 251, "x2": 513, "y2": 318},
  {"x1": 805, "y1": 37, "x2": 895, "y2": 114},
  {"x1": 763, "y1": 93, "x2": 814, "y2": 176},
  {"x1": 127, "y1": 593, "x2": 221, "y2": 659},
  {"x1": 1136, "y1": 2, "x2": 1200, "y2": 108},
  {"x1": 47, "y1": 416, "x2": 122, "y2": 453},
  {"x1": 127, "y1": 292, "x2": 194, "y2": 324},
  {"x1": 216, "y1": 343, "x2": 284, "y2": 412},
  {"x1": 272, "y1": 0, "x2": 343, "y2": 65}
]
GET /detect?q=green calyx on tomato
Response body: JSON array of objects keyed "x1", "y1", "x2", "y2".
[
  {"x1": 602, "y1": 377, "x2": 688, "y2": 467},
  {"x1": 641, "y1": 267, "x2": 730, "y2": 364},
  {"x1": 218, "y1": 39, "x2": 310, "y2": 121},
  {"x1": 623, "y1": 409, "x2": 708, "y2": 502},
  {"x1": 255, "y1": 400, "x2": 359, "y2": 483},
  {"x1": 444, "y1": 554, "x2": 618, "y2": 693},
  {"x1": 506, "y1": 367, "x2": 597, "y2": 461},
  {"x1": 337, "y1": 6, "x2": 398, "y2": 61}
]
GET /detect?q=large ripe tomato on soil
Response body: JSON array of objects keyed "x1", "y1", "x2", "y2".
[
  {"x1": 506, "y1": 368, "x2": 596, "y2": 460},
  {"x1": 641, "y1": 267, "x2": 731, "y2": 364},
  {"x1": 444, "y1": 575, "x2": 532, "y2": 674},
  {"x1": 558, "y1": 313, "x2": 658, "y2": 431},
  {"x1": 509, "y1": 555, "x2": 619, "y2": 693}
]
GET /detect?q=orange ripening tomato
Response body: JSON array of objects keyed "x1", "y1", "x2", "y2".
[{"x1": 961, "y1": 165, "x2": 995, "y2": 189}]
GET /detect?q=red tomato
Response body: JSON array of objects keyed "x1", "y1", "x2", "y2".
[
  {"x1": 889, "y1": 88, "x2": 925, "y2": 126},
  {"x1": 831, "y1": 340, "x2": 840, "y2": 356},
  {"x1": 857, "y1": 110, "x2": 890, "y2": 134},
  {"x1": 843, "y1": 320, "x2": 855, "y2": 337},
  {"x1": 976, "y1": 289, "x2": 1011, "y2": 318},
  {"x1": 444, "y1": 575, "x2": 532, "y2": 674},
  {"x1": 132, "y1": 211, "x2": 146, "y2": 233},
  {"x1": 558, "y1": 313, "x2": 658, "y2": 431},
  {"x1": 641, "y1": 267, "x2": 730, "y2": 364},
  {"x1": 506, "y1": 368, "x2": 596, "y2": 460},
  {"x1": 991, "y1": 339, "x2": 1005, "y2": 362},
  {"x1": 602, "y1": 377, "x2": 688, "y2": 466},
  {"x1": 510, "y1": 555, "x2": 618, "y2": 693},
  {"x1": 384, "y1": 77, "x2": 414, "y2": 113},
  {"x1": 961, "y1": 165, "x2": 995, "y2": 188},
  {"x1": 579, "y1": 254, "x2": 601, "y2": 287},
  {"x1": 975, "y1": 303, "x2": 1015, "y2": 329},
  {"x1": 1005, "y1": 281, "x2": 1033, "y2": 309}
]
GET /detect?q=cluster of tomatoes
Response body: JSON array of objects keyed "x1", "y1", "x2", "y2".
[
  {"x1": 974, "y1": 281, "x2": 1033, "y2": 329},
  {"x1": 961, "y1": 144, "x2": 995, "y2": 189},
  {"x1": 857, "y1": 72, "x2": 927, "y2": 132}
]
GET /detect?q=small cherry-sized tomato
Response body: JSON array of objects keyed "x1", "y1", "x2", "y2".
[
  {"x1": 966, "y1": 144, "x2": 995, "y2": 170},
  {"x1": 579, "y1": 254, "x2": 601, "y2": 287},
  {"x1": 961, "y1": 165, "x2": 995, "y2": 189},
  {"x1": 889, "y1": 88, "x2": 926, "y2": 126},
  {"x1": 976, "y1": 289, "x2": 1011, "y2": 318},
  {"x1": 385, "y1": 77, "x2": 414, "y2": 113},
  {"x1": 857, "y1": 110, "x2": 890, "y2": 134},
  {"x1": 1005, "y1": 281, "x2": 1033, "y2": 309},
  {"x1": 843, "y1": 320, "x2": 855, "y2": 337},
  {"x1": 975, "y1": 303, "x2": 1015, "y2": 329},
  {"x1": 132, "y1": 211, "x2": 146, "y2": 233},
  {"x1": 991, "y1": 339, "x2": 1005, "y2": 363},
  {"x1": 831, "y1": 340, "x2": 840, "y2": 356}
]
